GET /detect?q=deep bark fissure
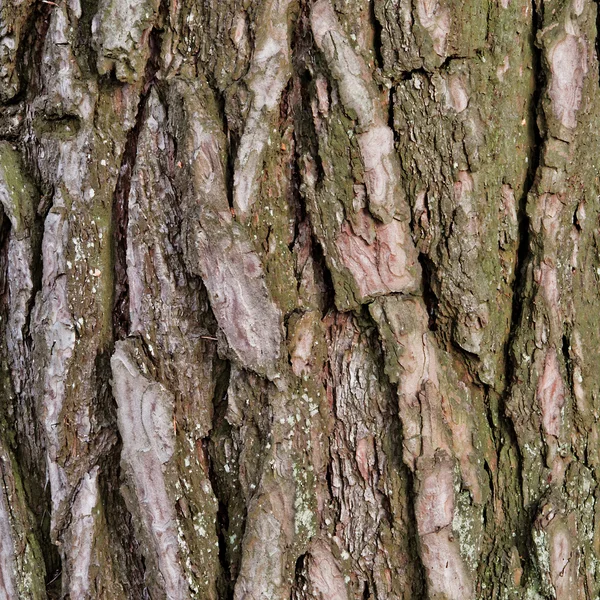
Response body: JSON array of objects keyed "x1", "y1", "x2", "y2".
[
  {"x1": 3, "y1": 0, "x2": 600, "y2": 596},
  {"x1": 0, "y1": 216, "x2": 10, "y2": 310},
  {"x1": 496, "y1": 0, "x2": 547, "y2": 589},
  {"x1": 99, "y1": 455, "x2": 147, "y2": 598},
  {"x1": 207, "y1": 74, "x2": 237, "y2": 212},
  {"x1": 5, "y1": 2, "x2": 54, "y2": 110},
  {"x1": 110, "y1": 28, "x2": 161, "y2": 340},
  {"x1": 206, "y1": 362, "x2": 237, "y2": 600},
  {"x1": 418, "y1": 253, "x2": 439, "y2": 332},
  {"x1": 290, "y1": 552, "x2": 308, "y2": 598},
  {"x1": 370, "y1": 0, "x2": 384, "y2": 72}
]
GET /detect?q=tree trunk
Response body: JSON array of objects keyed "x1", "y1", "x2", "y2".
[{"x1": 1, "y1": 0, "x2": 599, "y2": 597}]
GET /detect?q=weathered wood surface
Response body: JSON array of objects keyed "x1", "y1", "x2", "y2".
[{"x1": 1, "y1": 0, "x2": 600, "y2": 598}]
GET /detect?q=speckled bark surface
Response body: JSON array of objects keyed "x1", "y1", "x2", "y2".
[{"x1": 2, "y1": 0, "x2": 600, "y2": 598}]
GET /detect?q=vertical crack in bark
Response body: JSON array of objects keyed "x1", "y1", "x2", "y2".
[
  {"x1": 1, "y1": 0, "x2": 53, "y2": 107},
  {"x1": 290, "y1": 552, "x2": 308, "y2": 598},
  {"x1": 206, "y1": 363, "x2": 237, "y2": 600},
  {"x1": 111, "y1": 27, "x2": 161, "y2": 341},
  {"x1": 418, "y1": 253, "x2": 439, "y2": 332},
  {"x1": 2, "y1": 14, "x2": 58, "y2": 587},
  {"x1": 370, "y1": 0, "x2": 385, "y2": 72},
  {"x1": 0, "y1": 142, "x2": 55, "y2": 594},
  {"x1": 101, "y1": 23, "x2": 166, "y2": 597},
  {"x1": 206, "y1": 77, "x2": 237, "y2": 212},
  {"x1": 499, "y1": 0, "x2": 547, "y2": 588}
]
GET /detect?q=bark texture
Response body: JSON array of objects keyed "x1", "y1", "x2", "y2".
[{"x1": 1, "y1": 0, "x2": 600, "y2": 598}]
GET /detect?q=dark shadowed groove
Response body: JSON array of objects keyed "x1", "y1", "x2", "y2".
[
  {"x1": 369, "y1": 0, "x2": 384, "y2": 71},
  {"x1": 205, "y1": 72, "x2": 237, "y2": 211},
  {"x1": 206, "y1": 362, "x2": 242, "y2": 600},
  {"x1": 110, "y1": 27, "x2": 162, "y2": 340},
  {"x1": 9, "y1": 6, "x2": 66, "y2": 588},
  {"x1": 4, "y1": 4, "x2": 59, "y2": 574},
  {"x1": 290, "y1": 553, "x2": 308, "y2": 599},
  {"x1": 288, "y1": 87, "x2": 307, "y2": 253},
  {"x1": 290, "y1": 5, "x2": 336, "y2": 316},
  {"x1": 418, "y1": 253, "x2": 439, "y2": 332},
  {"x1": 102, "y1": 18, "x2": 166, "y2": 594},
  {"x1": 0, "y1": 215, "x2": 10, "y2": 315},
  {"x1": 98, "y1": 428, "x2": 147, "y2": 597},
  {"x1": 0, "y1": 0, "x2": 53, "y2": 108},
  {"x1": 499, "y1": 0, "x2": 545, "y2": 589},
  {"x1": 363, "y1": 307, "x2": 426, "y2": 599}
]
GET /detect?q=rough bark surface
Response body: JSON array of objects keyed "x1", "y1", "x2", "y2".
[{"x1": 1, "y1": 0, "x2": 600, "y2": 598}]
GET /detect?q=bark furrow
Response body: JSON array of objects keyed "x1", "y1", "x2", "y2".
[{"x1": 1, "y1": 0, "x2": 600, "y2": 599}]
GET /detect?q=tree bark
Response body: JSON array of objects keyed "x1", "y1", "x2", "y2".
[{"x1": 1, "y1": 0, "x2": 599, "y2": 598}]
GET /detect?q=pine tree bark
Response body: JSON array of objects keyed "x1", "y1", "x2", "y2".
[{"x1": 1, "y1": 0, "x2": 599, "y2": 598}]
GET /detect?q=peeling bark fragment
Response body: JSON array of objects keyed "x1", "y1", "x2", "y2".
[
  {"x1": 415, "y1": 458, "x2": 474, "y2": 599},
  {"x1": 547, "y1": 34, "x2": 587, "y2": 131},
  {"x1": 227, "y1": 371, "x2": 309, "y2": 600},
  {"x1": 5, "y1": 236, "x2": 34, "y2": 395},
  {"x1": 445, "y1": 73, "x2": 469, "y2": 113},
  {"x1": 38, "y1": 4, "x2": 96, "y2": 121},
  {"x1": 324, "y1": 312, "x2": 421, "y2": 598},
  {"x1": 63, "y1": 467, "x2": 101, "y2": 599},
  {"x1": 288, "y1": 311, "x2": 319, "y2": 377},
  {"x1": 549, "y1": 526, "x2": 575, "y2": 600},
  {"x1": 301, "y1": 98, "x2": 420, "y2": 309},
  {"x1": 304, "y1": 540, "x2": 348, "y2": 600},
  {"x1": 234, "y1": 486, "x2": 295, "y2": 600},
  {"x1": 418, "y1": 529, "x2": 472, "y2": 600},
  {"x1": 233, "y1": 0, "x2": 293, "y2": 217},
  {"x1": 310, "y1": 0, "x2": 377, "y2": 128},
  {"x1": 111, "y1": 340, "x2": 189, "y2": 600},
  {"x1": 191, "y1": 224, "x2": 283, "y2": 375},
  {"x1": 537, "y1": 348, "x2": 566, "y2": 439},
  {"x1": 415, "y1": 456, "x2": 454, "y2": 536},
  {"x1": 127, "y1": 89, "x2": 216, "y2": 436},
  {"x1": 167, "y1": 79, "x2": 283, "y2": 377},
  {"x1": 533, "y1": 505, "x2": 579, "y2": 600},
  {"x1": 92, "y1": 0, "x2": 160, "y2": 82},
  {"x1": 416, "y1": 0, "x2": 451, "y2": 58},
  {"x1": 0, "y1": 143, "x2": 37, "y2": 399},
  {"x1": 310, "y1": 0, "x2": 405, "y2": 223},
  {"x1": 32, "y1": 202, "x2": 75, "y2": 534},
  {"x1": 370, "y1": 296, "x2": 476, "y2": 598},
  {"x1": 537, "y1": 3, "x2": 590, "y2": 142},
  {"x1": 335, "y1": 213, "x2": 420, "y2": 301}
]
